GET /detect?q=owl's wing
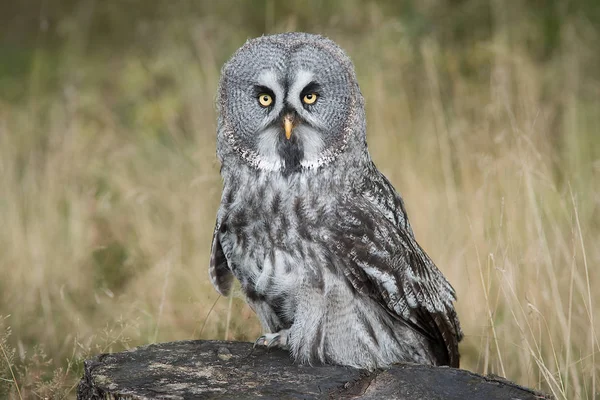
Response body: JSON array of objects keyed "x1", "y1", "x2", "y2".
[
  {"x1": 360, "y1": 166, "x2": 415, "y2": 237},
  {"x1": 209, "y1": 220, "x2": 233, "y2": 296},
  {"x1": 330, "y1": 197, "x2": 463, "y2": 367}
]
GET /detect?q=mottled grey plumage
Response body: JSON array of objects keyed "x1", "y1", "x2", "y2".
[{"x1": 209, "y1": 32, "x2": 463, "y2": 369}]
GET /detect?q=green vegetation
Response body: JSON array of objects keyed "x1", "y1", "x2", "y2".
[{"x1": 1, "y1": 1, "x2": 599, "y2": 398}]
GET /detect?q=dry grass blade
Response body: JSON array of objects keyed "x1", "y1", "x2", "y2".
[{"x1": 0, "y1": 342, "x2": 22, "y2": 400}]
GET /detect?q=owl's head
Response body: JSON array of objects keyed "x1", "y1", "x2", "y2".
[{"x1": 216, "y1": 32, "x2": 366, "y2": 175}]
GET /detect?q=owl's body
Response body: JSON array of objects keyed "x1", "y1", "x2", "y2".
[{"x1": 210, "y1": 33, "x2": 462, "y2": 369}]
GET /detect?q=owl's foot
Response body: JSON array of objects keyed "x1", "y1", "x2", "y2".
[{"x1": 254, "y1": 329, "x2": 289, "y2": 349}]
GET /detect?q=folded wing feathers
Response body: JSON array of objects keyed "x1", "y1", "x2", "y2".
[
  {"x1": 332, "y1": 196, "x2": 462, "y2": 367},
  {"x1": 209, "y1": 223, "x2": 234, "y2": 297}
]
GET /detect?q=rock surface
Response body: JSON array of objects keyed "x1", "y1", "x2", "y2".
[{"x1": 77, "y1": 340, "x2": 552, "y2": 399}]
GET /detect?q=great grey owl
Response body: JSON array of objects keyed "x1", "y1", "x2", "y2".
[{"x1": 209, "y1": 32, "x2": 463, "y2": 369}]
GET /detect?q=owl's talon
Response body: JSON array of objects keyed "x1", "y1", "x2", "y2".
[
  {"x1": 254, "y1": 330, "x2": 289, "y2": 350},
  {"x1": 253, "y1": 336, "x2": 267, "y2": 348}
]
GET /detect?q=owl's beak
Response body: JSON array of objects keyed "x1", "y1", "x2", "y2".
[{"x1": 283, "y1": 114, "x2": 295, "y2": 140}]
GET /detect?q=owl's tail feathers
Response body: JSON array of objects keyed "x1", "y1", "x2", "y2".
[{"x1": 434, "y1": 306, "x2": 463, "y2": 368}]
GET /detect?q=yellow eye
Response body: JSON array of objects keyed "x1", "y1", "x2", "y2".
[
  {"x1": 302, "y1": 93, "x2": 318, "y2": 105},
  {"x1": 258, "y1": 93, "x2": 273, "y2": 107}
]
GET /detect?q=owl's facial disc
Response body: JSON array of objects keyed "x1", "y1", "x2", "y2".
[{"x1": 219, "y1": 35, "x2": 359, "y2": 173}]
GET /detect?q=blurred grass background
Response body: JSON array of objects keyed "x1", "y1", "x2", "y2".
[{"x1": 0, "y1": 0, "x2": 599, "y2": 398}]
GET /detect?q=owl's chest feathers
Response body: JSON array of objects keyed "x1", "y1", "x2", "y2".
[{"x1": 218, "y1": 169, "x2": 342, "y2": 299}]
